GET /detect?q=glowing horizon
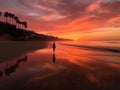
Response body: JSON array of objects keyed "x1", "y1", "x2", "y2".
[{"x1": 0, "y1": 0, "x2": 120, "y2": 41}]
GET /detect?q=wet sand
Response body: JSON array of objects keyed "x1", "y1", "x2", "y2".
[
  {"x1": 0, "y1": 41, "x2": 120, "y2": 90},
  {"x1": 0, "y1": 41, "x2": 48, "y2": 63}
]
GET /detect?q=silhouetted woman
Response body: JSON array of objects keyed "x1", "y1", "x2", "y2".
[{"x1": 53, "y1": 42, "x2": 56, "y2": 52}]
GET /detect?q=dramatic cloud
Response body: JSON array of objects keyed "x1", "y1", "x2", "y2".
[{"x1": 0, "y1": 0, "x2": 120, "y2": 40}]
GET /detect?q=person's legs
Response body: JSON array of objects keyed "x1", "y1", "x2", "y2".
[{"x1": 53, "y1": 48, "x2": 55, "y2": 52}]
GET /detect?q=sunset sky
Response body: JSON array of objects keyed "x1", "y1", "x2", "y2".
[{"x1": 0, "y1": 0, "x2": 120, "y2": 41}]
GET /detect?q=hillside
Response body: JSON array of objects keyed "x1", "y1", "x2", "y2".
[{"x1": 0, "y1": 21, "x2": 70, "y2": 41}]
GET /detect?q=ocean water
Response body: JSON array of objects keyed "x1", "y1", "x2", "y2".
[{"x1": 58, "y1": 40, "x2": 120, "y2": 64}]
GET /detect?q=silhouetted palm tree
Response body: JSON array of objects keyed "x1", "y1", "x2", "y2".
[
  {"x1": 7, "y1": 12, "x2": 11, "y2": 23},
  {"x1": 7, "y1": 13, "x2": 14, "y2": 24},
  {"x1": 0, "y1": 11, "x2": 2, "y2": 21},
  {"x1": 0, "y1": 11, "x2": 2, "y2": 16},
  {"x1": 3, "y1": 12, "x2": 28, "y2": 29},
  {"x1": 14, "y1": 16, "x2": 18, "y2": 23},
  {"x1": 24, "y1": 22, "x2": 27, "y2": 28},
  {"x1": 19, "y1": 21, "x2": 23, "y2": 29},
  {"x1": 20, "y1": 22, "x2": 27, "y2": 29},
  {"x1": 4, "y1": 12, "x2": 9, "y2": 23},
  {"x1": 16, "y1": 19, "x2": 22, "y2": 29},
  {"x1": 10, "y1": 13, "x2": 15, "y2": 24},
  {"x1": 8, "y1": 13, "x2": 12, "y2": 24},
  {"x1": 22, "y1": 22, "x2": 27, "y2": 28},
  {"x1": 14, "y1": 16, "x2": 18, "y2": 28}
]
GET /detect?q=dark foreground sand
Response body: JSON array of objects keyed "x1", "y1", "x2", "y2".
[{"x1": 0, "y1": 41, "x2": 48, "y2": 63}]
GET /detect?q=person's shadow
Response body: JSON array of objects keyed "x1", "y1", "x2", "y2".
[{"x1": 53, "y1": 52, "x2": 56, "y2": 63}]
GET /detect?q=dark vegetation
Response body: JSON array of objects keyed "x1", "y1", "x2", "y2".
[{"x1": 0, "y1": 11, "x2": 70, "y2": 41}]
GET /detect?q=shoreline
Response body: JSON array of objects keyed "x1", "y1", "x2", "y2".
[{"x1": 0, "y1": 41, "x2": 48, "y2": 63}]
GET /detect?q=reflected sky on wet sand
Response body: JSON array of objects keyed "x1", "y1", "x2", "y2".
[{"x1": 0, "y1": 41, "x2": 120, "y2": 90}]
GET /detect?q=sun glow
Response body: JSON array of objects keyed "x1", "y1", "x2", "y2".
[{"x1": 58, "y1": 33, "x2": 80, "y2": 41}]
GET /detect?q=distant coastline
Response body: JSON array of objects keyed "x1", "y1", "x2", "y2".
[
  {"x1": 0, "y1": 21, "x2": 72, "y2": 41},
  {"x1": 0, "y1": 11, "x2": 72, "y2": 41}
]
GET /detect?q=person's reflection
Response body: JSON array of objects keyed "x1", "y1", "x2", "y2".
[{"x1": 53, "y1": 53, "x2": 56, "y2": 63}]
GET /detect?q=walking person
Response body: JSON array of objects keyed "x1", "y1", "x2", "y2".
[{"x1": 53, "y1": 42, "x2": 56, "y2": 52}]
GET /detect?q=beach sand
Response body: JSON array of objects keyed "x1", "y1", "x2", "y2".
[
  {"x1": 0, "y1": 41, "x2": 48, "y2": 63},
  {"x1": 0, "y1": 41, "x2": 120, "y2": 90}
]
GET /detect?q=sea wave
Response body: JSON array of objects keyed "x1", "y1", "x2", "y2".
[{"x1": 59, "y1": 43, "x2": 120, "y2": 53}]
